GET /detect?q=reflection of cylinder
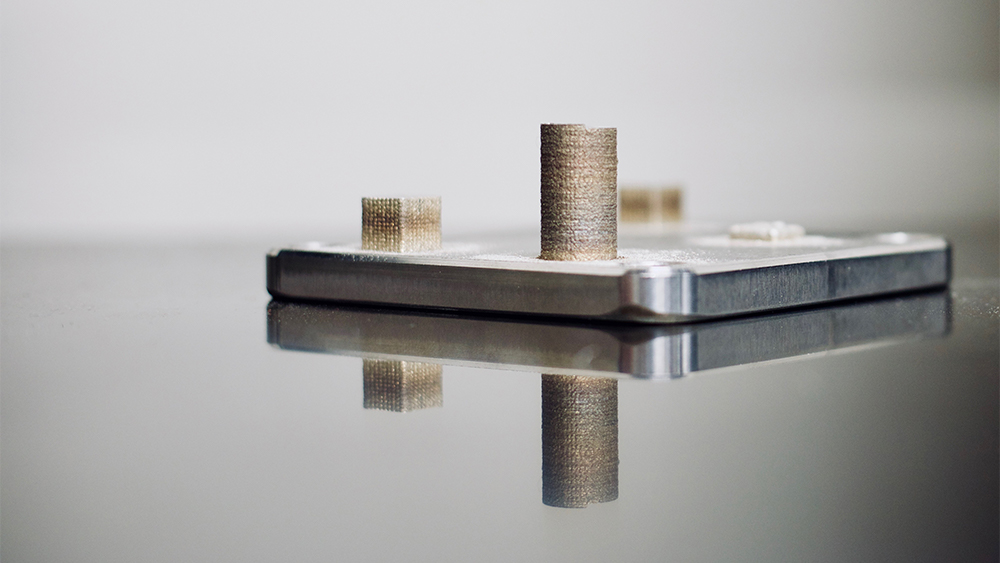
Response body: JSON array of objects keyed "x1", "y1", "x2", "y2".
[
  {"x1": 541, "y1": 374, "x2": 619, "y2": 508},
  {"x1": 540, "y1": 124, "x2": 618, "y2": 261},
  {"x1": 363, "y1": 360, "x2": 443, "y2": 412}
]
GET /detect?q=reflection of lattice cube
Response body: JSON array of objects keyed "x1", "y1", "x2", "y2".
[
  {"x1": 363, "y1": 360, "x2": 443, "y2": 412},
  {"x1": 541, "y1": 374, "x2": 618, "y2": 508},
  {"x1": 362, "y1": 197, "x2": 442, "y2": 253},
  {"x1": 619, "y1": 187, "x2": 682, "y2": 223}
]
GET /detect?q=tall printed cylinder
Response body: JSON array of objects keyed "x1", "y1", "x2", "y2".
[{"x1": 539, "y1": 124, "x2": 618, "y2": 261}]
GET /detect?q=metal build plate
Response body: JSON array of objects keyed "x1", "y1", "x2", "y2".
[
  {"x1": 266, "y1": 290, "x2": 951, "y2": 379},
  {"x1": 266, "y1": 228, "x2": 950, "y2": 323}
]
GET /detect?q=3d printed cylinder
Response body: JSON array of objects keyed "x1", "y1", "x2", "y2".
[{"x1": 539, "y1": 124, "x2": 618, "y2": 261}]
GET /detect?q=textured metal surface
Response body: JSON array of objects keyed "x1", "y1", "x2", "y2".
[
  {"x1": 266, "y1": 289, "x2": 950, "y2": 379},
  {"x1": 540, "y1": 124, "x2": 617, "y2": 260},
  {"x1": 267, "y1": 229, "x2": 950, "y2": 323},
  {"x1": 361, "y1": 197, "x2": 441, "y2": 252},
  {"x1": 541, "y1": 375, "x2": 618, "y2": 508}
]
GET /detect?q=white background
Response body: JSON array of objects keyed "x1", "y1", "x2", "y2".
[{"x1": 2, "y1": 0, "x2": 997, "y2": 242}]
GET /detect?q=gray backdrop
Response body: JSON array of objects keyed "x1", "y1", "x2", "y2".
[{"x1": 2, "y1": 0, "x2": 997, "y2": 242}]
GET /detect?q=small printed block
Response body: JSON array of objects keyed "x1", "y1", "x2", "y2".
[
  {"x1": 619, "y1": 187, "x2": 683, "y2": 223},
  {"x1": 362, "y1": 197, "x2": 442, "y2": 252},
  {"x1": 660, "y1": 188, "x2": 682, "y2": 222}
]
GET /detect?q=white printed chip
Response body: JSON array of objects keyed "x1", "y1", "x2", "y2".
[{"x1": 729, "y1": 221, "x2": 806, "y2": 241}]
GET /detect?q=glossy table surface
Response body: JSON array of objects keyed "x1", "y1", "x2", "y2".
[{"x1": 2, "y1": 226, "x2": 997, "y2": 562}]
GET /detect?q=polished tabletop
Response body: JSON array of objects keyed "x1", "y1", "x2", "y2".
[{"x1": 2, "y1": 226, "x2": 997, "y2": 562}]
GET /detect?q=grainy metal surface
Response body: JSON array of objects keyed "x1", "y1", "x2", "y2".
[
  {"x1": 267, "y1": 229, "x2": 950, "y2": 323},
  {"x1": 540, "y1": 124, "x2": 618, "y2": 260},
  {"x1": 541, "y1": 375, "x2": 618, "y2": 508},
  {"x1": 361, "y1": 197, "x2": 441, "y2": 252}
]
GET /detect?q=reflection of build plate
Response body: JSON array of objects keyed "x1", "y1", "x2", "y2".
[
  {"x1": 267, "y1": 290, "x2": 950, "y2": 379},
  {"x1": 266, "y1": 230, "x2": 949, "y2": 323}
]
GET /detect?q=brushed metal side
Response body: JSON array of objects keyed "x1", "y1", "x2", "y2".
[
  {"x1": 266, "y1": 233, "x2": 950, "y2": 323},
  {"x1": 268, "y1": 250, "x2": 626, "y2": 318}
]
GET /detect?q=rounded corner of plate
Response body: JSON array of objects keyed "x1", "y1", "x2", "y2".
[{"x1": 617, "y1": 270, "x2": 692, "y2": 319}]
